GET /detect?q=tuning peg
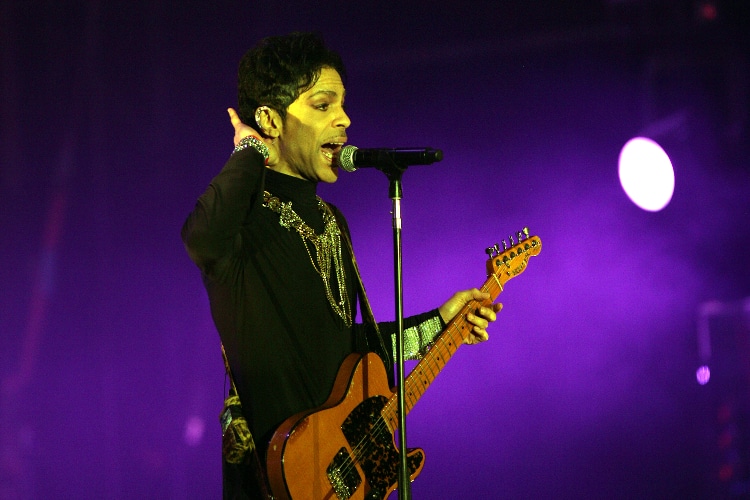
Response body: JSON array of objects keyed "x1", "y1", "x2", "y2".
[
  {"x1": 502, "y1": 240, "x2": 508, "y2": 251},
  {"x1": 516, "y1": 231, "x2": 523, "y2": 241},
  {"x1": 523, "y1": 227, "x2": 530, "y2": 239},
  {"x1": 485, "y1": 246, "x2": 495, "y2": 257},
  {"x1": 509, "y1": 234, "x2": 516, "y2": 246}
]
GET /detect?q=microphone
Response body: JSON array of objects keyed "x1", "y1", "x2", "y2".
[{"x1": 336, "y1": 145, "x2": 443, "y2": 172}]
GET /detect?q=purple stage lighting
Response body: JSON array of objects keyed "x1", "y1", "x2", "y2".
[
  {"x1": 696, "y1": 365, "x2": 711, "y2": 385},
  {"x1": 618, "y1": 137, "x2": 675, "y2": 211}
]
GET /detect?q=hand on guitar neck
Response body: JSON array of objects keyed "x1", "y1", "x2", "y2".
[{"x1": 438, "y1": 288, "x2": 503, "y2": 345}]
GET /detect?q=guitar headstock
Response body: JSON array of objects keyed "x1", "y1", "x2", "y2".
[{"x1": 485, "y1": 227, "x2": 542, "y2": 284}]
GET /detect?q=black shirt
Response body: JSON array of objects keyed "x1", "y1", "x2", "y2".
[{"x1": 182, "y1": 148, "x2": 442, "y2": 498}]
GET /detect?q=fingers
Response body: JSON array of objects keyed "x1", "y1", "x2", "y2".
[
  {"x1": 467, "y1": 288, "x2": 491, "y2": 303},
  {"x1": 439, "y1": 288, "x2": 500, "y2": 327},
  {"x1": 473, "y1": 330, "x2": 489, "y2": 342},
  {"x1": 467, "y1": 309, "x2": 491, "y2": 329},
  {"x1": 227, "y1": 107, "x2": 242, "y2": 128},
  {"x1": 470, "y1": 303, "x2": 501, "y2": 322},
  {"x1": 464, "y1": 300, "x2": 503, "y2": 343},
  {"x1": 227, "y1": 107, "x2": 263, "y2": 148},
  {"x1": 464, "y1": 325, "x2": 489, "y2": 344}
]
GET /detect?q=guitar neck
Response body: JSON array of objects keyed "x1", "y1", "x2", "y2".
[
  {"x1": 381, "y1": 274, "x2": 503, "y2": 433},
  {"x1": 379, "y1": 232, "x2": 541, "y2": 433}
]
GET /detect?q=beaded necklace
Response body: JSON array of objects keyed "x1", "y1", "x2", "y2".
[{"x1": 262, "y1": 191, "x2": 352, "y2": 327}]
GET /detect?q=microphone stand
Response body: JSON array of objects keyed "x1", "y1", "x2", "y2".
[
  {"x1": 351, "y1": 147, "x2": 442, "y2": 499},
  {"x1": 384, "y1": 164, "x2": 411, "y2": 500}
]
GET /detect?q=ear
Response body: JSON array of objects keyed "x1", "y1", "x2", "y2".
[{"x1": 254, "y1": 106, "x2": 282, "y2": 139}]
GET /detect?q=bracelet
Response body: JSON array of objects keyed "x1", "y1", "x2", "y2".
[{"x1": 232, "y1": 135, "x2": 269, "y2": 164}]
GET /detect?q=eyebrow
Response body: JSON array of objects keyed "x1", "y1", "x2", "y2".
[{"x1": 307, "y1": 89, "x2": 344, "y2": 99}]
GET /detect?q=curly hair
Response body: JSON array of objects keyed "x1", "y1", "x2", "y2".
[{"x1": 237, "y1": 32, "x2": 346, "y2": 133}]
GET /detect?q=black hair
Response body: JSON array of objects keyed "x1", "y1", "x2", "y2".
[{"x1": 237, "y1": 32, "x2": 346, "y2": 132}]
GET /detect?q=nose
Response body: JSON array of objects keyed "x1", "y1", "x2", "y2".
[{"x1": 335, "y1": 106, "x2": 351, "y2": 129}]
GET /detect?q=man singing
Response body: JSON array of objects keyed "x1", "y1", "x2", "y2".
[{"x1": 182, "y1": 32, "x2": 501, "y2": 499}]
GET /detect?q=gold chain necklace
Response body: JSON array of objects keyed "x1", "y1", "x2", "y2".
[{"x1": 262, "y1": 191, "x2": 352, "y2": 327}]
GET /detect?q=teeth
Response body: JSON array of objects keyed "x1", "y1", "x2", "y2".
[{"x1": 321, "y1": 142, "x2": 344, "y2": 162}]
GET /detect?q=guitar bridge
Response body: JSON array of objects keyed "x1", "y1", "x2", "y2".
[{"x1": 327, "y1": 447, "x2": 361, "y2": 499}]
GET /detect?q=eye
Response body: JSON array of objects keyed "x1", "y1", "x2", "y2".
[{"x1": 315, "y1": 103, "x2": 330, "y2": 111}]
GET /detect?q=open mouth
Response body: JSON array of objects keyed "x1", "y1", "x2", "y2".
[{"x1": 321, "y1": 142, "x2": 344, "y2": 163}]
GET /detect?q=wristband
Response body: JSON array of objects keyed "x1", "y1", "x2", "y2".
[{"x1": 232, "y1": 135, "x2": 269, "y2": 164}]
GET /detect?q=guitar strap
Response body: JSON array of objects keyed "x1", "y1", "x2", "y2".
[
  {"x1": 330, "y1": 203, "x2": 396, "y2": 385},
  {"x1": 220, "y1": 344, "x2": 274, "y2": 499}
]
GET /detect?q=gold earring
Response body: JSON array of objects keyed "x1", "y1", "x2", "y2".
[{"x1": 255, "y1": 106, "x2": 270, "y2": 129}]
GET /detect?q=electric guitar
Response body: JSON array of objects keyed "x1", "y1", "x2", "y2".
[{"x1": 266, "y1": 229, "x2": 542, "y2": 499}]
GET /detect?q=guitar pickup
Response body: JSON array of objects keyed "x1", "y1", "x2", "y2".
[{"x1": 327, "y1": 447, "x2": 361, "y2": 499}]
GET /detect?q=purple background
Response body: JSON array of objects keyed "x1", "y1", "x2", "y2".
[{"x1": 2, "y1": 1, "x2": 749, "y2": 498}]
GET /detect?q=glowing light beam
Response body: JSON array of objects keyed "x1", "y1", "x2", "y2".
[{"x1": 618, "y1": 137, "x2": 675, "y2": 212}]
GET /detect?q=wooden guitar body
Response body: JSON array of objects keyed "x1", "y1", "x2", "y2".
[{"x1": 266, "y1": 352, "x2": 424, "y2": 500}]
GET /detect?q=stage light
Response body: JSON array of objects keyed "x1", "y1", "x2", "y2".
[
  {"x1": 696, "y1": 365, "x2": 711, "y2": 385},
  {"x1": 183, "y1": 415, "x2": 205, "y2": 446},
  {"x1": 618, "y1": 137, "x2": 675, "y2": 211},
  {"x1": 697, "y1": 2, "x2": 718, "y2": 22}
]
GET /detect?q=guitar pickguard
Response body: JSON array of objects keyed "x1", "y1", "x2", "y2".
[{"x1": 337, "y1": 395, "x2": 424, "y2": 499}]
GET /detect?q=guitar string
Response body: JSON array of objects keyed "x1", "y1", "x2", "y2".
[{"x1": 335, "y1": 280, "x2": 500, "y2": 487}]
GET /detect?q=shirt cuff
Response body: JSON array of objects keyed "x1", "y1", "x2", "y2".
[{"x1": 392, "y1": 311, "x2": 445, "y2": 361}]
